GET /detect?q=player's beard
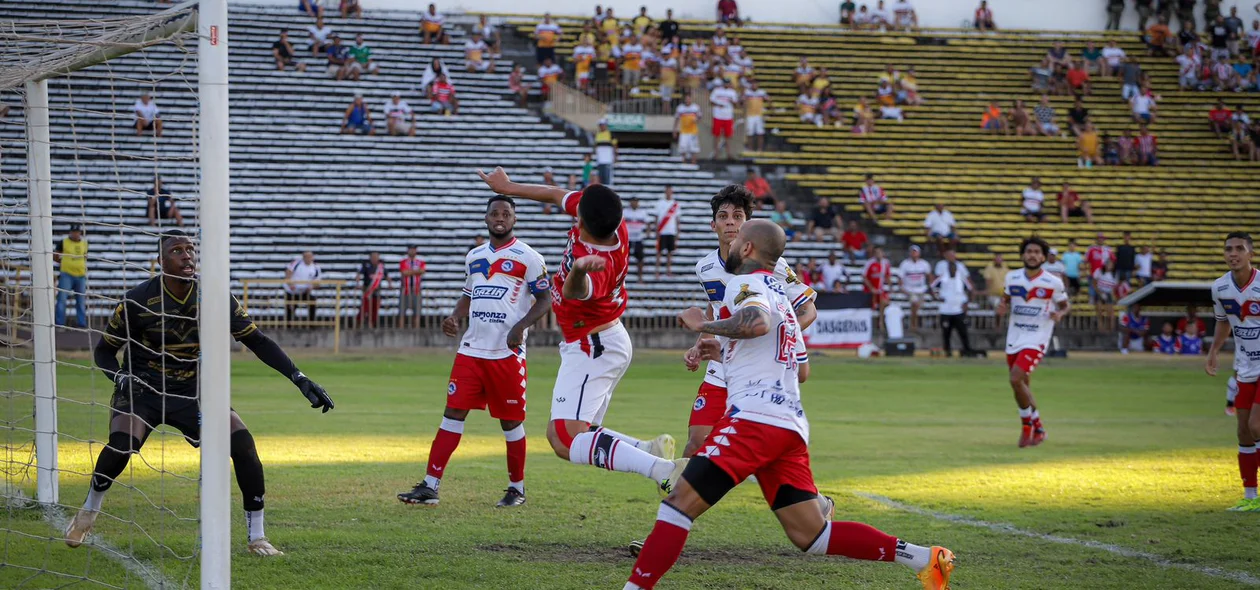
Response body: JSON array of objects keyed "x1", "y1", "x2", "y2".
[
  {"x1": 1024, "y1": 259, "x2": 1043, "y2": 271},
  {"x1": 724, "y1": 249, "x2": 743, "y2": 273},
  {"x1": 488, "y1": 227, "x2": 513, "y2": 241}
]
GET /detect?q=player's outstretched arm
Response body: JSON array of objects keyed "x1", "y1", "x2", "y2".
[
  {"x1": 477, "y1": 167, "x2": 567, "y2": 206},
  {"x1": 680, "y1": 306, "x2": 770, "y2": 339},
  {"x1": 239, "y1": 331, "x2": 335, "y2": 412}
]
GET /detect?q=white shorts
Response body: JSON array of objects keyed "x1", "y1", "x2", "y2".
[
  {"x1": 467, "y1": 60, "x2": 491, "y2": 71},
  {"x1": 552, "y1": 323, "x2": 633, "y2": 424},
  {"x1": 678, "y1": 133, "x2": 700, "y2": 155},
  {"x1": 907, "y1": 291, "x2": 926, "y2": 304},
  {"x1": 746, "y1": 115, "x2": 765, "y2": 136}
]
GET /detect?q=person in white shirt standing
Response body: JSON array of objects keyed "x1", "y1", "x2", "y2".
[
  {"x1": 898, "y1": 245, "x2": 932, "y2": 328},
  {"x1": 922, "y1": 202, "x2": 958, "y2": 253},
  {"x1": 284, "y1": 251, "x2": 321, "y2": 325},
  {"x1": 384, "y1": 92, "x2": 416, "y2": 136},
  {"x1": 624, "y1": 197, "x2": 651, "y2": 280},
  {"x1": 133, "y1": 92, "x2": 162, "y2": 137},
  {"x1": 996, "y1": 236, "x2": 1070, "y2": 448},
  {"x1": 1020, "y1": 177, "x2": 1045, "y2": 223},
  {"x1": 708, "y1": 78, "x2": 740, "y2": 160},
  {"x1": 819, "y1": 250, "x2": 848, "y2": 293},
  {"x1": 932, "y1": 251, "x2": 975, "y2": 357},
  {"x1": 934, "y1": 247, "x2": 966, "y2": 280},
  {"x1": 653, "y1": 186, "x2": 682, "y2": 278}
]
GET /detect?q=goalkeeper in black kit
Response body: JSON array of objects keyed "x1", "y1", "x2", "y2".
[{"x1": 66, "y1": 230, "x2": 334, "y2": 556}]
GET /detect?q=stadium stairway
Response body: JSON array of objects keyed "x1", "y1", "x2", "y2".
[{"x1": 0, "y1": 0, "x2": 869, "y2": 332}]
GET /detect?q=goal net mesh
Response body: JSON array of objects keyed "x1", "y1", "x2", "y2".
[{"x1": 1, "y1": 4, "x2": 205, "y2": 587}]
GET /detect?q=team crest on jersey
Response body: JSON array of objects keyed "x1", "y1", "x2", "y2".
[
  {"x1": 733, "y1": 284, "x2": 760, "y2": 305},
  {"x1": 501, "y1": 260, "x2": 515, "y2": 272},
  {"x1": 448, "y1": 381, "x2": 457, "y2": 395},
  {"x1": 535, "y1": 278, "x2": 551, "y2": 291},
  {"x1": 693, "y1": 396, "x2": 706, "y2": 410}
]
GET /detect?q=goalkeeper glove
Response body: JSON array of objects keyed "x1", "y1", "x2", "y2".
[{"x1": 291, "y1": 371, "x2": 334, "y2": 413}]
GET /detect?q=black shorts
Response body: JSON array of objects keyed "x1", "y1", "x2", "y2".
[
  {"x1": 658, "y1": 234, "x2": 677, "y2": 253},
  {"x1": 138, "y1": 119, "x2": 156, "y2": 130},
  {"x1": 631, "y1": 240, "x2": 645, "y2": 261},
  {"x1": 1066, "y1": 207, "x2": 1086, "y2": 217},
  {"x1": 1068, "y1": 277, "x2": 1081, "y2": 292},
  {"x1": 872, "y1": 202, "x2": 889, "y2": 215},
  {"x1": 110, "y1": 389, "x2": 204, "y2": 446}
]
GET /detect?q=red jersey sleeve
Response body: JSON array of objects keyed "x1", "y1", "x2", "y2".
[{"x1": 562, "y1": 190, "x2": 583, "y2": 217}]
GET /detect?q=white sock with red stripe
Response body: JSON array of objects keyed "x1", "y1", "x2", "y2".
[{"x1": 569, "y1": 431, "x2": 673, "y2": 481}]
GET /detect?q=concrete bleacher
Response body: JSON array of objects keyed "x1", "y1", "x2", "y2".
[{"x1": 0, "y1": 0, "x2": 863, "y2": 324}]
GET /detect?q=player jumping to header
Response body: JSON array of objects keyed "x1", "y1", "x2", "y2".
[
  {"x1": 67, "y1": 231, "x2": 335, "y2": 556},
  {"x1": 478, "y1": 167, "x2": 685, "y2": 494},
  {"x1": 625, "y1": 220, "x2": 955, "y2": 590},
  {"x1": 398, "y1": 195, "x2": 552, "y2": 508},
  {"x1": 1205, "y1": 232, "x2": 1260, "y2": 511},
  {"x1": 996, "y1": 236, "x2": 1070, "y2": 448}
]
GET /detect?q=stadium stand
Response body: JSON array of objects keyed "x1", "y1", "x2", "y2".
[{"x1": 0, "y1": 0, "x2": 860, "y2": 329}]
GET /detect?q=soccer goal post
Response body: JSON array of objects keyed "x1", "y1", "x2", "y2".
[{"x1": 0, "y1": 0, "x2": 235, "y2": 587}]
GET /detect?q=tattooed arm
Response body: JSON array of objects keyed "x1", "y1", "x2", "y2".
[{"x1": 678, "y1": 305, "x2": 770, "y2": 339}]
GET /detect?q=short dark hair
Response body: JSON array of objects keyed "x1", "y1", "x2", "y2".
[
  {"x1": 159, "y1": 229, "x2": 191, "y2": 255},
  {"x1": 487, "y1": 194, "x2": 516, "y2": 211},
  {"x1": 864, "y1": 173, "x2": 874, "y2": 180},
  {"x1": 710, "y1": 185, "x2": 755, "y2": 221},
  {"x1": 1226, "y1": 231, "x2": 1254, "y2": 247},
  {"x1": 1021, "y1": 236, "x2": 1051, "y2": 257},
  {"x1": 577, "y1": 185, "x2": 623, "y2": 240}
]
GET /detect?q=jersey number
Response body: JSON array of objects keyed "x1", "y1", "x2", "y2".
[{"x1": 775, "y1": 322, "x2": 798, "y2": 369}]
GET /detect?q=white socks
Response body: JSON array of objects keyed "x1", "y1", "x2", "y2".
[
  {"x1": 1247, "y1": 487, "x2": 1258, "y2": 500},
  {"x1": 246, "y1": 509, "x2": 265, "y2": 542},
  {"x1": 593, "y1": 426, "x2": 652, "y2": 451},
  {"x1": 569, "y1": 430, "x2": 673, "y2": 481},
  {"x1": 1018, "y1": 406, "x2": 1033, "y2": 420},
  {"x1": 83, "y1": 488, "x2": 105, "y2": 513},
  {"x1": 894, "y1": 540, "x2": 932, "y2": 571}
]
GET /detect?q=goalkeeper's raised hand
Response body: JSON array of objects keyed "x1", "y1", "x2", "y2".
[{"x1": 291, "y1": 371, "x2": 334, "y2": 413}]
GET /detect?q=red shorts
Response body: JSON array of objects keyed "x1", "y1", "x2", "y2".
[
  {"x1": 867, "y1": 289, "x2": 888, "y2": 309},
  {"x1": 447, "y1": 353, "x2": 527, "y2": 420},
  {"x1": 1006, "y1": 348, "x2": 1045, "y2": 374},
  {"x1": 712, "y1": 118, "x2": 734, "y2": 137},
  {"x1": 688, "y1": 382, "x2": 728, "y2": 427},
  {"x1": 1237, "y1": 380, "x2": 1259, "y2": 410},
  {"x1": 696, "y1": 415, "x2": 817, "y2": 507}
]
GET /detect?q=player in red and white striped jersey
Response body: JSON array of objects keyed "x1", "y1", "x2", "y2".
[
  {"x1": 863, "y1": 248, "x2": 893, "y2": 331},
  {"x1": 478, "y1": 167, "x2": 684, "y2": 494},
  {"x1": 859, "y1": 173, "x2": 894, "y2": 221}
]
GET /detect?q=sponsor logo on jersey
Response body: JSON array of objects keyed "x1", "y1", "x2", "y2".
[
  {"x1": 733, "y1": 283, "x2": 760, "y2": 305},
  {"x1": 1236, "y1": 326, "x2": 1260, "y2": 340},
  {"x1": 1013, "y1": 305, "x2": 1041, "y2": 316},
  {"x1": 471, "y1": 310, "x2": 508, "y2": 323},
  {"x1": 1013, "y1": 321, "x2": 1040, "y2": 331},
  {"x1": 472, "y1": 285, "x2": 509, "y2": 300},
  {"x1": 1218, "y1": 284, "x2": 1230, "y2": 291},
  {"x1": 701, "y1": 263, "x2": 715, "y2": 272}
]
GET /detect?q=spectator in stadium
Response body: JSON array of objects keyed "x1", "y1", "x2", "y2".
[
  {"x1": 653, "y1": 185, "x2": 681, "y2": 278},
  {"x1": 340, "y1": 0, "x2": 362, "y2": 18},
  {"x1": 819, "y1": 250, "x2": 849, "y2": 293},
  {"x1": 632, "y1": 6, "x2": 653, "y2": 36},
  {"x1": 982, "y1": 253, "x2": 1007, "y2": 309},
  {"x1": 1086, "y1": 232, "x2": 1114, "y2": 302},
  {"x1": 795, "y1": 262, "x2": 814, "y2": 288},
  {"x1": 428, "y1": 73, "x2": 459, "y2": 115},
  {"x1": 1066, "y1": 60, "x2": 1091, "y2": 95},
  {"x1": 273, "y1": 31, "x2": 305, "y2": 72},
  {"x1": 1152, "y1": 248, "x2": 1169, "y2": 280},
  {"x1": 805, "y1": 198, "x2": 843, "y2": 242},
  {"x1": 1077, "y1": 121, "x2": 1101, "y2": 167},
  {"x1": 508, "y1": 65, "x2": 530, "y2": 107},
  {"x1": 1177, "y1": 304, "x2": 1207, "y2": 335},
  {"x1": 1033, "y1": 94, "x2": 1060, "y2": 136},
  {"x1": 1210, "y1": 99, "x2": 1235, "y2": 138},
  {"x1": 1093, "y1": 258, "x2": 1118, "y2": 332},
  {"x1": 1030, "y1": 59, "x2": 1051, "y2": 92},
  {"x1": 1055, "y1": 239, "x2": 1081, "y2": 296},
  {"x1": 1208, "y1": 14, "x2": 1234, "y2": 61},
  {"x1": 1154, "y1": 321, "x2": 1177, "y2": 353},
  {"x1": 709, "y1": 78, "x2": 740, "y2": 160},
  {"x1": 974, "y1": 0, "x2": 996, "y2": 30},
  {"x1": 133, "y1": 91, "x2": 162, "y2": 137},
  {"x1": 398, "y1": 245, "x2": 426, "y2": 329},
  {"x1": 594, "y1": 118, "x2": 618, "y2": 185},
  {"x1": 1081, "y1": 40, "x2": 1102, "y2": 73},
  {"x1": 841, "y1": 0, "x2": 857, "y2": 26},
  {"x1": 1234, "y1": 118, "x2": 1259, "y2": 161},
  {"x1": 870, "y1": 0, "x2": 893, "y2": 28},
  {"x1": 147, "y1": 176, "x2": 184, "y2": 227},
  {"x1": 673, "y1": 93, "x2": 702, "y2": 164},
  {"x1": 419, "y1": 57, "x2": 453, "y2": 94},
  {"x1": 349, "y1": 34, "x2": 380, "y2": 77},
  {"x1": 852, "y1": 96, "x2": 877, "y2": 134},
  {"x1": 1056, "y1": 181, "x2": 1095, "y2": 224},
  {"x1": 796, "y1": 87, "x2": 823, "y2": 128},
  {"x1": 1134, "y1": 244, "x2": 1154, "y2": 285},
  {"x1": 717, "y1": 0, "x2": 741, "y2": 26},
  {"x1": 1100, "y1": 40, "x2": 1126, "y2": 76},
  {"x1": 1009, "y1": 99, "x2": 1037, "y2": 136},
  {"x1": 306, "y1": 15, "x2": 333, "y2": 57},
  {"x1": 1119, "y1": 304, "x2": 1149, "y2": 353},
  {"x1": 1135, "y1": 124, "x2": 1159, "y2": 165},
  {"x1": 1105, "y1": 0, "x2": 1124, "y2": 30},
  {"x1": 859, "y1": 173, "x2": 893, "y2": 221},
  {"x1": 1146, "y1": 15, "x2": 1173, "y2": 56},
  {"x1": 1115, "y1": 230, "x2": 1137, "y2": 284},
  {"x1": 1118, "y1": 57, "x2": 1144, "y2": 100},
  {"x1": 659, "y1": 8, "x2": 680, "y2": 39},
  {"x1": 1020, "y1": 177, "x2": 1045, "y2": 223},
  {"x1": 864, "y1": 246, "x2": 892, "y2": 333},
  {"x1": 619, "y1": 197, "x2": 649, "y2": 279},
  {"x1": 474, "y1": 14, "x2": 501, "y2": 59},
  {"x1": 1101, "y1": 131, "x2": 1121, "y2": 165},
  {"x1": 768, "y1": 201, "x2": 801, "y2": 242},
  {"x1": 53, "y1": 223, "x2": 88, "y2": 328},
  {"x1": 420, "y1": 3, "x2": 449, "y2": 45},
  {"x1": 891, "y1": 0, "x2": 917, "y2": 30},
  {"x1": 284, "y1": 251, "x2": 321, "y2": 326},
  {"x1": 794, "y1": 57, "x2": 815, "y2": 93},
  {"x1": 934, "y1": 245, "x2": 967, "y2": 279},
  {"x1": 1130, "y1": 87, "x2": 1158, "y2": 124},
  {"x1": 744, "y1": 169, "x2": 776, "y2": 210},
  {"x1": 536, "y1": 57, "x2": 564, "y2": 100},
  {"x1": 1116, "y1": 129, "x2": 1137, "y2": 164},
  {"x1": 1213, "y1": 57, "x2": 1242, "y2": 91},
  {"x1": 981, "y1": 101, "x2": 1008, "y2": 134},
  {"x1": 384, "y1": 92, "x2": 416, "y2": 136},
  {"x1": 620, "y1": 34, "x2": 645, "y2": 90},
  {"x1": 1066, "y1": 97, "x2": 1089, "y2": 136},
  {"x1": 355, "y1": 251, "x2": 390, "y2": 329},
  {"x1": 898, "y1": 245, "x2": 931, "y2": 327},
  {"x1": 324, "y1": 35, "x2": 352, "y2": 81},
  {"x1": 934, "y1": 251, "x2": 976, "y2": 357},
  {"x1": 299, "y1": 0, "x2": 322, "y2": 19},
  {"x1": 840, "y1": 220, "x2": 869, "y2": 261},
  {"x1": 1047, "y1": 41, "x2": 1072, "y2": 69},
  {"x1": 340, "y1": 93, "x2": 374, "y2": 135},
  {"x1": 923, "y1": 202, "x2": 959, "y2": 252},
  {"x1": 852, "y1": 4, "x2": 873, "y2": 28}
]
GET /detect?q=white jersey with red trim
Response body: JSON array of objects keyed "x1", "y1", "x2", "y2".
[
  {"x1": 654, "y1": 198, "x2": 681, "y2": 236},
  {"x1": 1003, "y1": 268, "x2": 1069, "y2": 354},
  {"x1": 460, "y1": 238, "x2": 549, "y2": 360},
  {"x1": 553, "y1": 190, "x2": 630, "y2": 342},
  {"x1": 1212, "y1": 268, "x2": 1260, "y2": 382},
  {"x1": 716, "y1": 272, "x2": 810, "y2": 442},
  {"x1": 696, "y1": 249, "x2": 815, "y2": 387}
]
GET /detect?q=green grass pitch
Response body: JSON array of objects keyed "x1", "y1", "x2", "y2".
[{"x1": 1, "y1": 350, "x2": 1255, "y2": 589}]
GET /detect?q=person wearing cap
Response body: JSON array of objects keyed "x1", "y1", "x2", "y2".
[
  {"x1": 399, "y1": 245, "x2": 427, "y2": 329},
  {"x1": 420, "y1": 3, "x2": 449, "y2": 45},
  {"x1": 325, "y1": 34, "x2": 353, "y2": 80},
  {"x1": 133, "y1": 92, "x2": 162, "y2": 137},
  {"x1": 922, "y1": 201, "x2": 958, "y2": 253},
  {"x1": 1043, "y1": 247, "x2": 1067, "y2": 284},
  {"x1": 594, "y1": 118, "x2": 618, "y2": 185},
  {"x1": 384, "y1": 92, "x2": 415, "y2": 136},
  {"x1": 429, "y1": 73, "x2": 459, "y2": 115},
  {"x1": 341, "y1": 93, "x2": 374, "y2": 135},
  {"x1": 147, "y1": 175, "x2": 185, "y2": 227},
  {"x1": 272, "y1": 30, "x2": 306, "y2": 72},
  {"x1": 54, "y1": 223, "x2": 89, "y2": 328}
]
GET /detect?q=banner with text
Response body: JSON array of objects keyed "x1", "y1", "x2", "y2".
[{"x1": 804, "y1": 292, "x2": 872, "y2": 349}]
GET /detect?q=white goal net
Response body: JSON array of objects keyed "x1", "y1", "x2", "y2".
[{"x1": 0, "y1": 2, "x2": 234, "y2": 587}]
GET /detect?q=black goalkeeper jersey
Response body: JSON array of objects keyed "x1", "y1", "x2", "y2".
[{"x1": 101, "y1": 277, "x2": 258, "y2": 397}]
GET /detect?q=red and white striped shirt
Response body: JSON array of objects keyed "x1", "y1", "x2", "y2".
[
  {"x1": 400, "y1": 256, "x2": 426, "y2": 295},
  {"x1": 859, "y1": 183, "x2": 887, "y2": 204},
  {"x1": 432, "y1": 81, "x2": 455, "y2": 104},
  {"x1": 1136, "y1": 134, "x2": 1157, "y2": 155}
]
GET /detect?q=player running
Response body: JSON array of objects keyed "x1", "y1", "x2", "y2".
[
  {"x1": 625, "y1": 220, "x2": 955, "y2": 590},
  {"x1": 1205, "y1": 232, "x2": 1260, "y2": 511},
  {"x1": 478, "y1": 167, "x2": 684, "y2": 493},
  {"x1": 996, "y1": 236, "x2": 1070, "y2": 448},
  {"x1": 398, "y1": 196, "x2": 551, "y2": 508},
  {"x1": 66, "y1": 231, "x2": 335, "y2": 556},
  {"x1": 686, "y1": 185, "x2": 817, "y2": 458}
]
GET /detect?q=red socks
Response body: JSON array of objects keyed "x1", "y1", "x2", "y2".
[
  {"x1": 1239, "y1": 446, "x2": 1257, "y2": 490},
  {"x1": 425, "y1": 418, "x2": 464, "y2": 482},
  {"x1": 627, "y1": 503, "x2": 693, "y2": 589},
  {"x1": 504, "y1": 425, "x2": 527, "y2": 488},
  {"x1": 806, "y1": 521, "x2": 898, "y2": 561}
]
